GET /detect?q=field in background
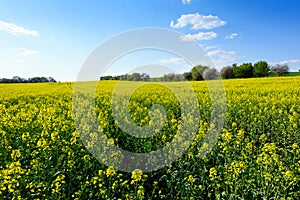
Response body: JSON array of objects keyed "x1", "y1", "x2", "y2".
[
  {"x1": 286, "y1": 72, "x2": 300, "y2": 76},
  {"x1": 0, "y1": 77, "x2": 299, "y2": 199}
]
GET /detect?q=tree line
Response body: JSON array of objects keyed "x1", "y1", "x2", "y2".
[
  {"x1": 220, "y1": 61, "x2": 289, "y2": 79},
  {"x1": 100, "y1": 73, "x2": 150, "y2": 81},
  {"x1": 1, "y1": 61, "x2": 289, "y2": 84},
  {"x1": 99, "y1": 61, "x2": 290, "y2": 82},
  {"x1": 158, "y1": 61, "x2": 291, "y2": 81},
  {"x1": 0, "y1": 76, "x2": 56, "y2": 83}
]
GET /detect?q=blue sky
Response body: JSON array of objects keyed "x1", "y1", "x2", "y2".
[{"x1": 0, "y1": 0, "x2": 299, "y2": 81}]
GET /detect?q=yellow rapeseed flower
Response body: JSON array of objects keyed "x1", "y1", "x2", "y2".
[
  {"x1": 131, "y1": 169, "x2": 143, "y2": 184},
  {"x1": 232, "y1": 122, "x2": 237, "y2": 128},
  {"x1": 292, "y1": 143, "x2": 298, "y2": 150},
  {"x1": 106, "y1": 166, "x2": 116, "y2": 177},
  {"x1": 222, "y1": 131, "x2": 232, "y2": 142},
  {"x1": 11, "y1": 149, "x2": 21, "y2": 160},
  {"x1": 283, "y1": 170, "x2": 294, "y2": 181},
  {"x1": 188, "y1": 175, "x2": 195, "y2": 183},
  {"x1": 137, "y1": 185, "x2": 144, "y2": 197},
  {"x1": 209, "y1": 168, "x2": 217, "y2": 180}
]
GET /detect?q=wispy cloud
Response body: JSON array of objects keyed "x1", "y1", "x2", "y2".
[
  {"x1": 18, "y1": 48, "x2": 39, "y2": 56},
  {"x1": 207, "y1": 49, "x2": 236, "y2": 60},
  {"x1": 276, "y1": 59, "x2": 300, "y2": 64},
  {"x1": 206, "y1": 49, "x2": 237, "y2": 68},
  {"x1": 205, "y1": 45, "x2": 219, "y2": 50},
  {"x1": 170, "y1": 12, "x2": 226, "y2": 30},
  {"x1": 180, "y1": 31, "x2": 217, "y2": 41},
  {"x1": 0, "y1": 21, "x2": 39, "y2": 36},
  {"x1": 225, "y1": 33, "x2": 239, "y2": 39},
  {"x1": 272, "y1": 59, "x2": 300, "y2": 65},
  {"x1": 181, "y1": 0, "x2": 192, "y2": 4},
  {"x1": 159, "y1": 57, "x2": 185, "y2": 65}
]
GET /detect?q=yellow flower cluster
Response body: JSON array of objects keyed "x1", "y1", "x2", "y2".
[
  {"x1": 106, "y1": 166, "x2": 116, "y2": 177},
  {"x1": 209, "y1": 167, "x2": 218, "y2": 180},
  {"x1": 131, "y1": 169, "x2": 143, "y2": 184}
]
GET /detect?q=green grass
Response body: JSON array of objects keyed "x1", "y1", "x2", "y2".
[{"x1": 285, "y1": 71, "x2": 300, "y2": 76}]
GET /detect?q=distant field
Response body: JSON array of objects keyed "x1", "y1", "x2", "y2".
[
  {"x1": 268, "y1": 71, "x2": 300, "y2": 77},
  {"x1": 285, "y1": 71, "x2": 300, "y2": 76},
  {"x1": 0, "y1": 77, "x2": 299, "y2": 199}
]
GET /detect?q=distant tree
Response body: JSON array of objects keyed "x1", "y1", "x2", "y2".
[
  {"x1": 120, "y1": 74, "x2": 128, "y2": 80},
  {"x1": 254, "y1": 61, "x2": 270, "y2": 77},
  {"x1": 127, "y1": 75, "x2": 132, "y2": 81},
  {"x1": 141, "y1": 73, "x2": 150, "y2": 81},
  {"x1": 233, "y1": 63, "x2": 253, "y2": 78},
  {"x1": 203, "y1": 68, "x2": 218, "y2": 80},
  {"x1": 100, "y1": 75, "x2": 112, "y2": 80},
  {"x1": 173, "y1": 74, "x2": 184, "y2": 82},
  {"x1": 161, "y1": 73, "x2": 184, "y2": 82},
  {"x1": 182, "y1": 72, "x2": 192, "y2": 81},
  {"x1": 191, "y1": 65, "x2": 209, "y2": 81},
  {"x1": 0, "y1": 76, "x2": 56, "y2": 83},
  {"x1": 232, "y1": 65, "x2": 240, "y2": 78},
  {"x1": 112, "y1": 75, "x2": 121, "y2": 80},
  {"x1": 40, "y1": 77, "x2": 49, "y2": 82},
  {"x1": 220, "y1": 66, "x2": 234, "y2": 79},
  {"x1": 0, "y1": 78, "x2": 12, "y2": 83},
  {"x1": 12, "y1": 76, "x2": 22, "y2": 82},
  {"x1": 271, "y1": 63, "x2": 289, "y2": 76},
  {"x1": 162, "y1": 74, "x2": 168, "y2": 82},
  {"x1": 30, "y1": 77, "x2": 40, "y2": 83},
  {"x1": 163, "y1": 73, "x2": 175, "y2": 82},
  {"x1": 100, "y1": 73, "x2": 149, "y2": 81},
  {"x1": 191, "y1": 71, "x2": 201, "y2": 81},
  {"x1": 130, "y1": 73, "x2": 142, "y2": 81},
  {"x1": 47, "y1": 77, "x2": 56, "y2": 82}
]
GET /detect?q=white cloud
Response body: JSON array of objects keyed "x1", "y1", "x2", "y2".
[
  {"x1": 207, "y1": 49, "x2": 236, "y2": 60},
  {"x1": 205, "y1": 45, "x2": 219, "y2": 50},
  {"x1": 18, "y1": 48, "x2": 39, "y2": 56},
  {"x1": 0, "y1": 21, "x2": 39, "y2": 36},
  {"x1": 170, "y1": 12, "x2": 226, "y2": 30},
  {"x1": 206, "y1": 49, "x2": 237, "y2": 69},
  {"x1": 225, "y1": 33, "x2": 239, "y2": 39},
  {"x1": 180, "y1": 31, "x2": 217, "y2": 41},
  {"x1": 159, "y1": 57, "x2": 185, "y2": 65},
  {"x1": 272, "y1": 59, "x2": 300, "y2": 65},
  {"x1": 182, "y1": 0, "x2": 192, "y2": 4},
  {"x1": 289, "y1": 59, "x2": 300, "y2": 64}
]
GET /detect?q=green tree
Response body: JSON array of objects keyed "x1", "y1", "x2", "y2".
[
  {"x1": 254, "y1": 61, "x2": 270, "y2": 77},
  {"x1": 191, "y1": 65, "x2": 208, "y2": 81},
  {"x1": 233, "y1": 63, "x2": 253, "y2": 78},
  {"x1": 182, "y1": 72, "x2": 192, "y2": 81},
  {"x1": 163, "y1": 73, "x2": 175, "y2": 82}
]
